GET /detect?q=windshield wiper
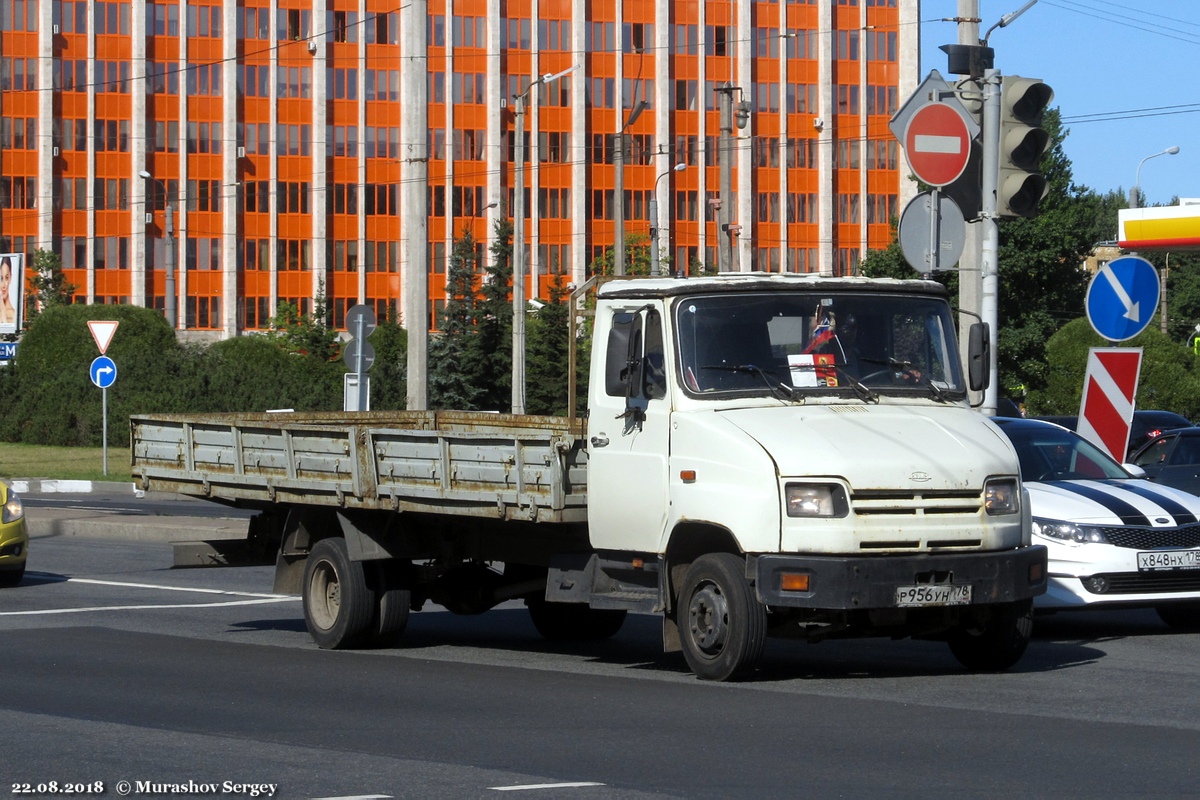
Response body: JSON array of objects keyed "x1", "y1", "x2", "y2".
[
  {"x1": 702, "y1": 364, "x2": 799, "y2": 402},
  {"x1": 860, "y1": 357, "x2": 952, "y2": 403},
  {"x1": 705, "y1": 363, "x2": 878, "y2": 404}
]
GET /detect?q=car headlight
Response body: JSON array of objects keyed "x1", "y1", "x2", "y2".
[
  {"x1": 785, "y1": 483, "x2": 849, "y2": 518},
  {"x1": 1032, "y1": 517, "x2": 1108, "y2": 544},
  {"x1": 984, "y1": 478, "x2": 1020, "y2": 516},
  {"x1": 2, "y1": 492, "x2": 23, "y2": 524}
]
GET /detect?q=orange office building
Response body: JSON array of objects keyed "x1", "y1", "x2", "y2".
[{"x1": 0, "y1": 0, "x2": 918, "y2": 338}]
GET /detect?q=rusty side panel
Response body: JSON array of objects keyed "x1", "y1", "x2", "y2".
[{"x1": 131, "y1": 411, "x2": 588, "y2": 523}]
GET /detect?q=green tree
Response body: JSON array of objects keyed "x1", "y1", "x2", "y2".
[
  {"x1": 525, "y1": 274, "x2": 571, "y2": 415},
  {"x1": 1028, "y1": 317, "x2": 1200, "y2": 419},
  {"x1": 472, "y1": 217, "x2": 513, "y2": 411},
  {"x1": 428, "y1": 228, "x2": 481, "y2": 409},
  {"x1": 266, "y1": 285, "x2": 339, "y2": 361},
  {"x1": 26, "y1": 248, "x2": 77, "y2": 326},
  {"x1": 588, "y1": 232, "x2": 653, "y2": 276},
  {"x1": 369, "y1": 314, "x2": 408, "y2": 410},
  {"x1": 993, "y1": 109, "x2": 1099, "y2": 395}
]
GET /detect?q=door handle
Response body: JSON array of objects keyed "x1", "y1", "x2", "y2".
[{"x1": 590, "y1": 435, "x2": 610, "y2": 448}]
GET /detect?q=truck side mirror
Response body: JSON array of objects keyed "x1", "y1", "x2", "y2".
[{"x1": 968, "y1": 322, "x2": 989, "y2": 393}]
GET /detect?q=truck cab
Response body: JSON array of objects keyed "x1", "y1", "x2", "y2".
[{"x1": 581, "y1": 273, "x2": 1046, "y2": 679}]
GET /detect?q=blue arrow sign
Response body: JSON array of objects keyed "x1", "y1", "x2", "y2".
[
  {"x1": 90, "y1": 355, "x2": 117, "y2": 388},
  {"x1": 1085, "y1": 255, "x2": 1160, "y2": 342}
]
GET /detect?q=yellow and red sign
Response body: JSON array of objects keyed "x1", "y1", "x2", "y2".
[{"x1": 1118, "y1": 205, "x2": 1200, "y2": 250}]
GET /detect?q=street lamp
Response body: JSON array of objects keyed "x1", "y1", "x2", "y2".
[
  {"x1": 649, "y1": 163, "x2": 686, "y2": 276},
  {"x1": 1130, "y1": 145, "x2": 1181, "y2": 209},
  {"x1": 138, "y1": 170, "x2": 176, "y2": 329},
  {"x1": 511, "y1": 65, "x2": 575, "y2": 415}
]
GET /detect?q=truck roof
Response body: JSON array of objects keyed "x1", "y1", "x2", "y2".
[{"x1": 596, "y1": 272, "x2": 949, "y2": 300}]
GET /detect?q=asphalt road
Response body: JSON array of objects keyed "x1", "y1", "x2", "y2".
[{"x1": 5, "y1": 499, "x2": 1200, "y2": 797}]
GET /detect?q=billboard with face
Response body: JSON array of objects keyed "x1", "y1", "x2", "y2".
[{"x1": 0, "y1": 253, "x2": 24, "y2": 336}]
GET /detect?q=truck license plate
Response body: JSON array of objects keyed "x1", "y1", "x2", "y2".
[
  {"x1": 895, "y1": 584, "x2": 972, "y2": 607},
  {"x1": 1138, "y1": 550, "x2": 1200, "y2": 571}
]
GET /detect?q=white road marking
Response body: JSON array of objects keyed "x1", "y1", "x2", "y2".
[
  {"x1": 0, "y1": 575, "x2": 298, "y2": 616},
  {"x1": 490, "y1": 783, "x2": 606, "y2": 792},
  {"x1": 311, "y1": 796, "x2": 393, "y2": 799}
]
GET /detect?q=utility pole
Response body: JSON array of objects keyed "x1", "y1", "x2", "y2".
[
  {"x1": 401, "y1": 0, "x2": 429, "y2": 410},
  {"x1": 613, "y1": 133, "x2": 625, "y2": 276},
  {"x1": 717, "y1": 84, "x2": 734, "y2": 273}
]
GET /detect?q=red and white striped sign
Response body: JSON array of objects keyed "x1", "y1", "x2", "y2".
[{"x1": 1076, "y1": 347, "x2": 1142, "y2": 463}]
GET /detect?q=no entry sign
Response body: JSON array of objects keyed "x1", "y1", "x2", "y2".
[{"x1": 903, "y1": 103, "x2": 972, "y2": 187}]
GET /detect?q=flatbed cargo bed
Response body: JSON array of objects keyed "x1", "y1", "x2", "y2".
[{"x1": 131, "y1": 410, "x2": 588, "y2": 523}]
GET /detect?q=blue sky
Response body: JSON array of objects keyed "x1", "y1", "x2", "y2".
[{"x1": 919, "y1": 1, "x2": 1199, "y2": 207}]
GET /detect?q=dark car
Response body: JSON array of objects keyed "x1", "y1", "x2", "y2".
[
  {"x1": 1131, "y1": 427, "x2": 1200, "y2": 496},
  {"x1": 1128, "y1": 411, "x2": 1192, "y2": 456},
  {"x1": 1032, "y1": 410, "x2": 1192, "y2": 460}
]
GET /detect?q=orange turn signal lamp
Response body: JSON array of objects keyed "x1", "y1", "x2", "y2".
[{"x1": 780, "y1": 572, "x2": 810, "y2": 592}]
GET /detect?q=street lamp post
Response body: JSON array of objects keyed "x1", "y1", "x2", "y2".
[
  {"x1": 138, "y1": 170, "x2": 176, "y2": 329},
  {"x1": 1130, "y1": 145, "x2": 1181, "y2": 209},
  {"x1": 649, "y1": 163, "x2": 686, "y2": 276},
  {"x1": 511, "y1": 66, "x2": 575, "y2": 415}
]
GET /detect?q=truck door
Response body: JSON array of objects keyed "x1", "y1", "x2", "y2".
[{"x1": 587, "y1": 305, "x2": 672, "y2": 553}]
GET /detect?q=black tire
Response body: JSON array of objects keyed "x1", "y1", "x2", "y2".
[
  {"x1": 677, "y1": 553, "x2": 767, "y2": 682},
  {"x1": 1156, "y1": 602, "x2": 1200, "y2": 631},
  {"x1": 948, "y1": 599, "x2": 1033, "y2": 672},
  {"x1": 302, "y1": 537, "x2": 375, "y2": 649},
  {"x1": 367, "y1": 560, "x2": 412, "y2": 647},
  {"x1": 0, "y1": 564, "x2": 24, "y2": 588},
  {"x1": 526, "y1": 598, "x2": 627, "y2": 641}
]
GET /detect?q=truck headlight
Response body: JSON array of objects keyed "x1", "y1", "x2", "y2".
[
  {"x1": 984, "y1": 478, "x2": 1019, "y2": 516},
  {"x1": 2, "y1": 492, "x2": 22, "y2": 524},
  {"x1": 785, "y1": 483, "x2": 849, "y2": 518},
  {"x1": 1032, "y1": 518, "x2": 1107, "y2": 544}
]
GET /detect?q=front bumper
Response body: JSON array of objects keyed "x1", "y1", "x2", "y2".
[
  {"x1": 0, "y1": 520, "x2": 28, "y2": 567},
  {"x1": 754, "y1": 546, "x2": 1047, "y2": 610}
]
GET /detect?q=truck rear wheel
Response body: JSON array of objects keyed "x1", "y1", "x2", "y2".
[
  {"x1": 367, "y1": 560, "x2": 412, "y2": 647},
  {"x1": 526, "y1": 598, "x2": 627, "y2": 641},
  {"x1": 678, "y1": 553, "x2": 766, "y2": 682},
  {"x1": 303, "y1": 537, "x2": 375, "y2": 649},
  {"x1": 947, "y1": 599, "x2": 1033, "y2": 672}
]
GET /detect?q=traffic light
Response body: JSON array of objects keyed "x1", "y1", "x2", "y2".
[{"x1": 998, "y1": 76, "x2": 1054, "y2": 218}]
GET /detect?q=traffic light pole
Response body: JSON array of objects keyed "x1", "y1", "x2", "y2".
[{"x1": 980, "y1": 68, "x2": 1002, "y2": 416}]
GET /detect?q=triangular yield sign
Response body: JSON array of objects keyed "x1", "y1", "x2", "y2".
[{"x1": 88, "y1": 320, "x2": 119, "y2": 355}]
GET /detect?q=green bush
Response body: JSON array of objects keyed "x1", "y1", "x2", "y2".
[
  {"x1": 0, "y1": 306, "x2": 353, "y2": 448},
  {"x1": 1027, "y1": 317, "x2": 1200, "y2": 419}
]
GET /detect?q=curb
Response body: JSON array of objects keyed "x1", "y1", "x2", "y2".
[{"x1": 11, "y1": 479, "x2": 141, "y2": 495}]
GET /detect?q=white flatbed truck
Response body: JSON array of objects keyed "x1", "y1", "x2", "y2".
[{"x1": 131, "y1": 273, "x2": 1047, "y2": 681}]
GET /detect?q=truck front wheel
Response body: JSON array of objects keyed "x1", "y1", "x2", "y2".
[
  {"x1": 678, "y1": 553, "x2": 767, "y2": 682},
  {"x1": 303, "y1": 537, "x2": 375, "y2": 649},
  {"x1": 947, "y1": 599, "x2": 1033, "y2": 672}
]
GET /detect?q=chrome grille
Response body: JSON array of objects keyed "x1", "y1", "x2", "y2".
[{"x1": 851, "y1": 489, "x2": 981, "y2": 517}]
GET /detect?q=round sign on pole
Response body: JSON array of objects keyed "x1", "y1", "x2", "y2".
[
  {"x1": 345, "y1": 304, "x2": 377, "y2": 339},
  {"x1": 90, "y1": 355, "x2": 117, "y2": 388},
  {"x1": 898, "y1": 192, "x2": 966, "y2": 272},
  {"x1": 903, "y1": 103, "x2": 972, "y2": 187},
  {"x1": 343, "y1": 338, "x2": 376, "y2": 371},
  {"x1": 1085, "y1": 255, "x2": 1160, "y2": 342}
]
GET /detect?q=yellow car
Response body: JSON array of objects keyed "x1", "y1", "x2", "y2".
[{"x1": 0, "y1": 482, "x2": 27, "y2": 587}]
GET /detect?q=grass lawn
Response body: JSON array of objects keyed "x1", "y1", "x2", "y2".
[{"x1": 0, "y1": 442, "x2": 126, "y2": 482}]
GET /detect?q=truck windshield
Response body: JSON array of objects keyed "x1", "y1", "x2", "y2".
[{"x1": 674, "y1": 291, "x2": 965, "y2": 398}]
